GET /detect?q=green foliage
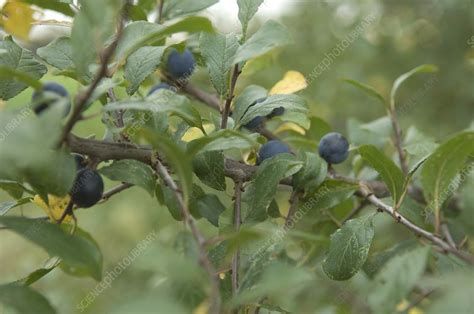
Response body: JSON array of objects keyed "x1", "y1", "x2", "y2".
[
  {"x1": 0, "y1": 36, "x2": 46, "y2": 99},
  {"x1": 0, "y1": 1, "x2": 472, "y2": 313},
  {"x1": 421, "y1": 132, "x2": 474, "y2": 212},
  {"x1": 0, "y1": 217, "x2": 103, "y2": 280},
  {"x1": 322, "y1": 215, "x2": 375, "y2": 280},
  {"x1": 358, "y1": 145, "x2": 405, "y2": 203}
]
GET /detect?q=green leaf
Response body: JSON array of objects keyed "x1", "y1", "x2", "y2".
[
  {"x1": 124, "y1": 46, "x2": 166, "y2": 95},
  {"x1": 233, "y1": 20, "x2": 293, "y2": 64},
  {"x1": 347, "y1": 118, "x2": 390, "y2": 148},
  {"x1": 71, "y1": 0, "x2": 120, "y2": 80},
  {"x1": 237, "y1": 0, "x2": 264, "y2": 39},
  {"x1": 186, "y1": 129, "x2": 260, "y2": 156},
  {"x1": 99, "y1": 160, "x2": 155, "y2": 196},
  {"x1": 0, "y1": 180, "x2": 33, "y2": 199},
  {"x1": 162, "y1": 0, "x2": 219, "y2": 19},
  {"x1": 237, "y1": 94, "x2": 307, "y2": 128},
  {"x1": 342, "y1": 78, "x2": 386, "y2": 107},
  {"x1": 358, "y1": 145, "x2": 405, "y2": 203},
  {"x1": 104, "y1": 90, "x2": 203, "y2": 131},
  {"x1": 0, "y1": 217, "x2": 103, "y2": 280},
  {"x1": 368, "y1": 247, "x2": 430, "y2": 314},
  {"x1": 15, "y1": 257, "x2": 60, "y2": 286},
  {"x1": 363, "y1": 239, "x2": 418, "y2": 278},
  {"x1": 322, "y1": 215, "x2": 375, "y2": 281},
  {"x1": 37, "y1": 37, "x2": 75, "y2": 71},
  {"x1": 390, "y1": 64, "x2": 438, "y2": 109},
  {"x1": 199, "y1": 32, "x2": 240, "y2": 97},
  {"x1": 0, "y1": 284, "x2": 56, "y2": 314},
  {"x1": 0, "y1": 36, "x2": 46, "y2": 100},
  {"x1": 115, "y1": 17, "x2": 214, "y2": 62},
  {"x1": 305, "y1": 180, "x2": 359, "y2": 211},
  {"x1": 192, "y1": 151, "x2": 226, "y2": 191},
  {"x1": 243, "y1": 154, "x2": 303, "y2": 223},
  {"x1": 293, "y1": 152, "x2": 327, "y2": 192},
  {"x1": 195, "y1": 194, "x2": 226, "y2": 227},
  {"x1": 0, "y1": 197, "x2": 31, "y2": 216},
  {"x1": 421, "y1": 132, "x2": 474, "y2": 212},
  {"x1": 141, "y1": 129, "x2": 193, "y2": 204},
  {"x1": 0, "y1": 108, "x2": 76, "y2": 198},
  {"x1": 232, "y1": 85, "x2": 268, "y2": 124}
]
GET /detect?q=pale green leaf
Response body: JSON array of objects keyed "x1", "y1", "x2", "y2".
[
  {"x1": 233, "y1": 20, "x2": 292, "y2": 64},
  {"x1": 322, "y1": 215, "x2": 375, "y2": 281}
]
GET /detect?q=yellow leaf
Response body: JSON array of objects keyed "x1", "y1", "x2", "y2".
[
  {"x1": 0, "y1": 0, "x2": 36, "y2": 40},
  {"x1": 269, "y1": 70, "x2": 308, "y2": 95},
  {"x1": 33, "y1": 194, "x2": 73, "y2": 223},
  {"x1": 408, "y1": 307, "x2": 424, "y2": 314},
  {"x1": 396, "y1": 299, "x2": 409, "y2": 311},
  {"x1": 193, "y1": 301, "x2": 209, "y2": 314},
  {"x1": 181, "y1": 124, "x2": 215, "y2": 142},
  {"x1": 274, "y1": 122, "x2": 306, "y2": 135}
]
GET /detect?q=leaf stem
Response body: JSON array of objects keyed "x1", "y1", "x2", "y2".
[
  {"x1": 221, "y1": 64, "x2": 241, "y2": 129},
  {"x1": 232, "y1": 180, "x2": 243, "y2": 299}
]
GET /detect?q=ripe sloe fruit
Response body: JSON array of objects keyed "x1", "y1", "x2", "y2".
[
  {"x1": 243, "y1": 97, "x2": 267, "y2": 130},
  {"x1": 318, "y1": 132, "x2": 349, "y2": 164},
  {"x1": 32, "y1": 82, "x2": 70, "y2": 116},
  {"x1": 257, "y1": 140, "x2": 291, "y2": 165},
  {"x1": 70, "y1": 169, "x2": 104, "y2": 208},
  {"x1": 166, "y1": 48, "x2": 196, "y2": 80},
  {"x1": 148, "y1": 83, "x2": 173, "y2": 96}
]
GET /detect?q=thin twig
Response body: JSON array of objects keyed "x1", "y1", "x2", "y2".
[
  {"x1": 154, "y1": 159, "x2": 221, "y2": 314},
  {"x1": 100, "y1": 183, "x2": 134, "y2": 202},
  {"x1": 57, "y1": 200, "x2": 74, "y2": 225},
  {"x1": 232, "y1": 180, "x2": 243, "y2": 299},
  {"x1": 157, "y1": 0, "x2": 165, "y2": 24},
  {"x1": 221, "y1": 64, "x2": 241, "y2": 129},
  {"x1": 441, "y1": 223, "x2": 457, "y2": 248},
  {"x1": 284, "y1": 190, "x2": 300, "y2": 228},
  {"x1": 388, "y1": 107, "x2": 408, "y2": 174},
  {"x1": 359, "y1": 186, "x2": 474, "y2": 265},
  {"x1": 57, "y1": 3, "x2": 128, "y2": 148}
]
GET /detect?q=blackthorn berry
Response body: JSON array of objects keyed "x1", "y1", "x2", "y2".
[
  {"x1": 148, "y1": 83, "x2": 173, "y2": 96},
  {"x1": 243, "y1": 97, "x2": 267, "y2": 130},
  {"x1": 166, "y1": 48, "x2": 196, "y2": 80},
  {"x1": 318, "y1": 132, "x2": 349, "y2": 164},
  {"x1": 257, "y1": 140, "x2": 291, "y2": 165},
  {"x1": 32, "y1": 82, "x2": 70, "y2": 116},
  {"x1": 70, "y1": 169, "x2": 104, "y2": 208},
  {"x1": 267, "y1": 106, "x2": 285, "y2": 119}
]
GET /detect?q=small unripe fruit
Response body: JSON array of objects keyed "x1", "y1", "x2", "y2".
[
  {"x1": 166, "y1": 48, "x2": 196, "y2": 80},
  {"x1": 318, "y1": 132, "x2": 349, "y2": 164},
  {"x1": 148, "y1": 83, "x2": 173, "y2": 96},
  {"x1": 32, "y1": 82, "x2": 70, "y2": 116},
  {"x1": 70, "y1": 169, "x2": 104, "y2": 208},
  {"x1": 257, "y1": 140, "x2": 291, "y2": 165},
  {"x1": 72, "y1": 154, "x2": 87, "y2": 171}
]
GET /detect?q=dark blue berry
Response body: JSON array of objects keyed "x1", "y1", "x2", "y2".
[
  {"x1": 257, "y1": 140, "x2": 291, "y2": 165},
  {"x1": 70, "y1": 169, "x2": 104, "y2": 208},
  {"x1": 318, "y1": 132, "x2": 349, "y2": 164},
  {"x1": 148, "y1": 83, "x2": 174, "y2": 96},
  {"x1": 166, "y1": 48, "x2": 196, "y2": 80},
  {"x1": 267, "y1": 106, "x2": 285, "y2": 119},
  {"x1": 32, "y1": 82, "x2": 70, "y2": 116},
  {"x1": 243, "y1": 97, "x2": 268, "y2": 130}
]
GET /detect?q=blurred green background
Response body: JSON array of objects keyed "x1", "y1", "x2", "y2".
[{"x1": 1, "y1": 0, "x2": 473, "y2": 313}]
